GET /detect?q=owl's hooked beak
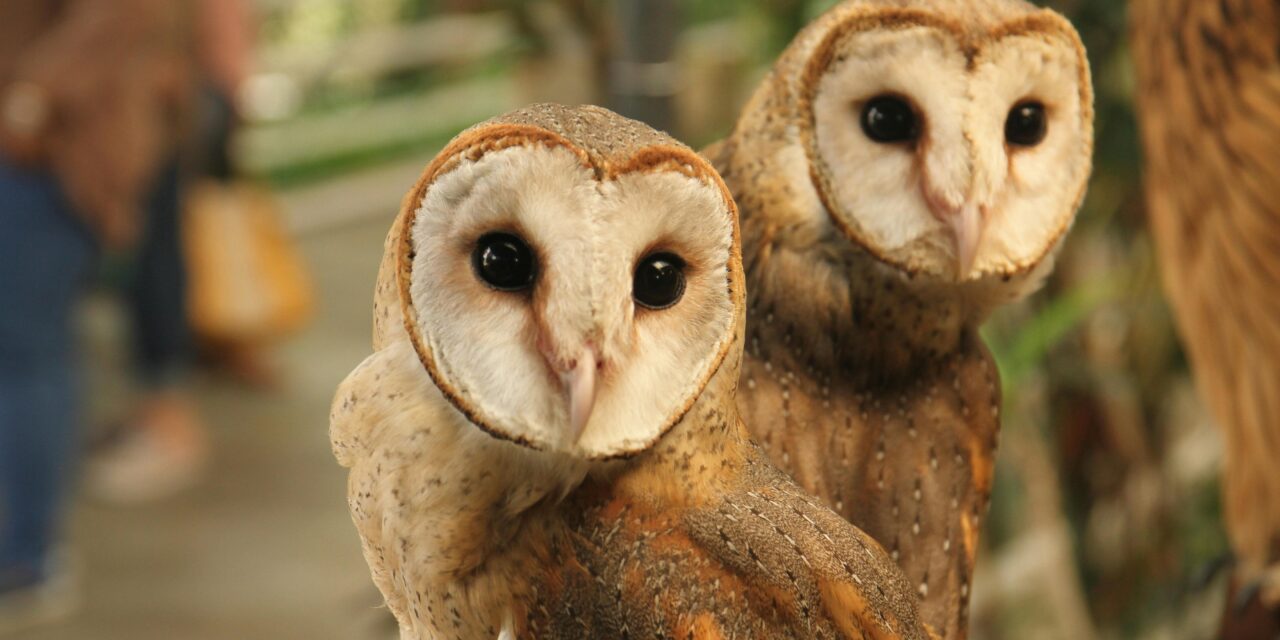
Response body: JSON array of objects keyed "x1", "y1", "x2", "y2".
[
  {"x1": 930, "y1": 200, "x2": 984, "y2": 280},
  {"x1": 558, "y1": 345, "x2": 599, "y2": 445},
  {"x1": 950, "y1": 203, "x2": 983, "y2": 279}
]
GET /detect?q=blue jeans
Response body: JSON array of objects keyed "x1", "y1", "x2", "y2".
[
  {"x1": 128, "y1": 160, "x2": 191, "y2": 387},
  {"x1": 0, "y1": 159, "x2": 94, "y2": 579}
]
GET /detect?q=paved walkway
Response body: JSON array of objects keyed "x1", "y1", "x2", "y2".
[{"x1": 28, "y1": 217, "x2": 398, "y2": 640}]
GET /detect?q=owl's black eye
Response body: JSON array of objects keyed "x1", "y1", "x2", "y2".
[
  {"x1": 861, "y1": 95, "x2": 919, "y2": 144},
  {"x1": 1005, "y1": 101, "x2": 1047, "y2": 147},
  {"x1": 633, "y1": 252, "x2": 686, "y2": 310},
  {"x1": 472, "y1": 232, "x2": 535, "y2": 291}
]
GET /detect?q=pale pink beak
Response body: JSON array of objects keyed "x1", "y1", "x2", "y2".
[
  {"x1": 559, "y1": 345, "x2": 598, "y2": 445},
  {"x1": 930, "y1": 201, "x2": 984, "y2": 280},
  {"x1": 952, "y1": 203, "x2": 983, "y2": 279}
]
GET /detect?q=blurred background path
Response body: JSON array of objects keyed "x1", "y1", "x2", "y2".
[{"x1": 31, "y1": 214, "x2": 391, "y2": 640}]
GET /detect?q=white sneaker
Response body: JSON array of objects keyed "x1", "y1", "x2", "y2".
[{"x1": 84, "y1": 425, "x2": 207, "y2": 505}]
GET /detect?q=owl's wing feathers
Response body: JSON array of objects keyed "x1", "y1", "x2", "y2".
[
  {"x1": 330, "y1": 339, "x2": 466, "y2": 626},
  {"x1": 683, "y1": 454, "x2": 932, "y2": 640},
  {"x1": 329, "y1": 342, "x2": 415, "y2": 618},
  {"x1": 523, "y1": 449, "x2": 931, "y2": 640}
]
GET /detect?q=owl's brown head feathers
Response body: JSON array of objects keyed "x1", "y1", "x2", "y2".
[{"x1": 725, "y1": 0, "x2": 1093, "y2": 294}]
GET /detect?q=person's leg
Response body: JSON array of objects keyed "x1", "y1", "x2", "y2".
[
  {"x1": 0, "y1": 159, "x2": 94, "y2": 584},
  {"x1": 86, "y1": 159, "x2": 207, "y2": 504},
  {"x1": 130, "y1": 159, "x2": 192, "y2": 387}
]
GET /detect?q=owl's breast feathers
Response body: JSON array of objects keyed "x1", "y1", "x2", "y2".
[
  {"x1": 738, "y1": 330, "x2": 999, "y2": 639},
  {"x1": 707, "y1": 109, "x2": 1003, "y2": 638}
]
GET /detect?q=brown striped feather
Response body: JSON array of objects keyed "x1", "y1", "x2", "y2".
[{"x1": 1132, "y1": 0, "x2": 1280, "y2": 607}]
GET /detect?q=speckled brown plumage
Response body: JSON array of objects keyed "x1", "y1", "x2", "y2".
[
  {"x1": 714, "y1": 176, "x2": 1002, "y2": 639},
  {"x1": 1131, "y1": 0, "x2": 1280, "y2": 615},
  {"x1": 334, "y1": 105, "x2": 932, "y2": 640},
  {"x1": 520, "y1": 409, "x2": 927, "y2": 640},
  {"x1": 703, "y1": 2, "x2": 1092, "y2": 638}
]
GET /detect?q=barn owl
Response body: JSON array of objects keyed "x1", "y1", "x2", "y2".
[
  {"x1": 704, "y1": 2, "x2": 1093, "y2": 637},
  {"x1": 330, "y1": 104, "x2": 931, "y2": 640},
  {"x1": 1132, "y1": 0, "x2": 1280, "y2": 633}
]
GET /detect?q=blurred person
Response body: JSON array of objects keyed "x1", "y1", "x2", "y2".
[
  {"x1": 190, "y1": 0, "x2": 284, "y2": 389},
  {"x1": 84, "y1": 0, "x2": 253, "y2": 502},
  {"x1": 0, "y1": 0, "x2": 191, "y2": 631},
  {"x1": 82, "y1": 155, "x2": 209, "y2": 504}
]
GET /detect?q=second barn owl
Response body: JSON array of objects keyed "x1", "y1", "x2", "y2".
[{"x1": 705, "y1": 2, "x2": 1094, "y2": 638}]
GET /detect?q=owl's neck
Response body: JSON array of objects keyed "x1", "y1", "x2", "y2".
[
  {"x1": 712, "y1": 120, "x2": 1021, "y2": 377},
  {"x1": 738, "y1": 200, "x2": 987, "y2": 379}
]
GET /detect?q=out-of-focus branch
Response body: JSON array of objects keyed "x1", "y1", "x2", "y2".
[{"x1": 973, "y1": 378, "x2": 1099, "y2": 639}]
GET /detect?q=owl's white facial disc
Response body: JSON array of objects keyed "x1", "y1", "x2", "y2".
[
  {"x1": 805, "y1": 12, "x2": 1092, "y2": 281},
  {"x1": 405, "y1": 143, "x2": 737, "y2": 459}
]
